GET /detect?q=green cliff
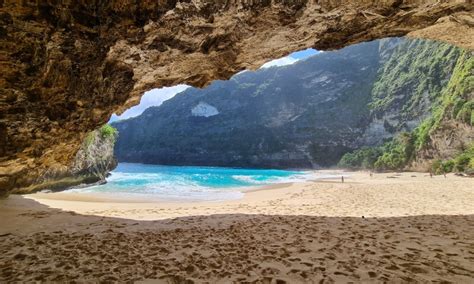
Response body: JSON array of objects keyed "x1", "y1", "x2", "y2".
[{"x1": 339, "y1": 41, "x2": 473, "y2": 173}]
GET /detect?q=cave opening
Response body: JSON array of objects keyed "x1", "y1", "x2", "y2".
[
  {"x1": 69, "y1": 36, "x2": 473, "y2": 202},
  {"x1": 1, "y1": 0, "x2": 472, "y2": 198},
  {"x1": 108, "y1": 48, "x2": 319, "y2": 122},
  {"x1": 108, "y1": 47, "x2": 323, "y2": 169},
  {"x1": 1, "y1": 1, "x2": 474, "y2": 282}
]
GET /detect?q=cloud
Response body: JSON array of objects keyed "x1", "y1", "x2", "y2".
[
  {"x1": 109, "y1": 84, "x2": 189, "y2": 122},
  {"x1": 260, "y1": 56, "x2": 299, "y2": 68},
  {"x1": 260, "y1": 48, "x2": 319, "y2": 69}
]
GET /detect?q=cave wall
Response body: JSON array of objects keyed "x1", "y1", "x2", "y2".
[{"x1": 0, "y1": 0, "x2": 473, "y2": 195}]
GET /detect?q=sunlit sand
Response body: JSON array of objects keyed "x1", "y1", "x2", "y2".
[{"x1": 1, "y1": 171, "x2": 473, "y2": 282}]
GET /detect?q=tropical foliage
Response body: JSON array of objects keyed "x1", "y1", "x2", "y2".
[
  {"x1": 338, "y1": 133, "x2": 414, "y2": 171},
  {"x1": 99, "y1": 124, "x2": 118, "y2": 139},
  {"x1": 339, "y1": 41, "x2": 473, "y2": 173},
  {"x1": 430, "y1": 144, "x2": 474, "y2": 174}
]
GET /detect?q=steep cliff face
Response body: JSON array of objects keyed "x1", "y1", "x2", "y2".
[
  {"x1": 114, "y1": 38, "x2": 470, "y2": 168},
  {"x1": 114, "y1": 40, "x2": 383, "y2": 168},
  {"x1": 339, "y1": 44, "x2": 473, "y2": 171},
  {"x1": 358, "y1": 38, "x2": 462, "y2": 145},
  {"x1": 12, "y1": 125, "x2": 118, "y2": 194},
  {"x1": 409, "y1": 50, "x2": 474, "y2": 171},
  {"x1": 0, "y1": 1, "x2": 473, "y2": 195}
]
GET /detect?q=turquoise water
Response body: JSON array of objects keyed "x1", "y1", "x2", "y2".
[{"x1": 68, "y1": 163, "x2": 314, "y2": 201}]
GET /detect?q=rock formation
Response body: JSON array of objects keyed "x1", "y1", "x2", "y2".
[
  {"x1": 0, "y1": 1, "x2": 473, "y2": 195},
  {"x1": 12, "y1": 125, "x2": 118, "y2": 194}
]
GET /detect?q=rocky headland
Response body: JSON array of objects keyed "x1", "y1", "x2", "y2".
[{"x1": 11, "y1": 125, "x2": 118, "y2": 194}]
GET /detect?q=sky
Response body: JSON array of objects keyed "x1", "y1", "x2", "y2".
[
  {"x1": 261, "y1": 48, "x2": 319, "y2": 68},
  {"x1": 109, "y1": 48, "x2": 319, "y2": 122},
  {"x1": 109, "y1": 85, "x2": 189, "y2": 122}
]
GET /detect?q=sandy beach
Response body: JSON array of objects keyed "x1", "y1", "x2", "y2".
[{"x1": 1, "y1": 171, "x2": 474, "y2": 282}]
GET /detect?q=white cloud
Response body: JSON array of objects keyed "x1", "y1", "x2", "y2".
[
  {"x1": 109, "y1": 84, "x2": 189, "y2": 122},
  {"x1": 260, "y1": 56, "x2": 299, "y2": 69}
]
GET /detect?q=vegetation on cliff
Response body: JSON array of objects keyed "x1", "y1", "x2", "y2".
[
  {"x1": 370, "y1": 39, "x2": 462, "y2": 120},
  {"x1": 411, "y1": 49, "x2": 473, "y2": 151},
  {"x1": 99, "y1": 124, "x2": 119, "y2": 139},
  {"x1": 430, "y1": 144, "x2": 474, "y2": 174},
  {"x1": 338, "y1": 43, "x2": 473, "y2": 172},
  {"x1": 72, "y1": 124, "x2": 118, "y2": 178}
]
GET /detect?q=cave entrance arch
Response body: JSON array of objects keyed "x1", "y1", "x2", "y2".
[{"x1": 0, "y1": 1, "x2": 473, "y2": 195}]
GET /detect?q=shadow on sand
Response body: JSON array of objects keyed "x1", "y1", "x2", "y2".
[{"x1": 0, "y1": 196, "x2": 473, "y2": 283}]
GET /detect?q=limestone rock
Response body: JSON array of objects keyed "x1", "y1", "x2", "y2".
[{"x1": 12, "y1": 126, "x2": 118, "y2": 194}]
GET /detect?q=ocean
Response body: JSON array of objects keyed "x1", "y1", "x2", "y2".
[{"x1": 67, "y1": 163, "x2": 324, "y2": 201}]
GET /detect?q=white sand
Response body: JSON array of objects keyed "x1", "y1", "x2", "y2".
[
  {"x1": 26, "y1": 171, "x2": 474, "y2": 219},
  {"x1": 0, "y1": 171, "x2": 473, "y2": 283}
]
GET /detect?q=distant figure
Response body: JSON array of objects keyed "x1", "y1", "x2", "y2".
[
  {"x1": 370, "y1": 172, "x2": 373, "y2": 178},
  {"x1": 341, "y1": 176, "x2": 344, "y2": 183},
  {"x1": 430, "y1": 172, "x2": 433, "y2": 178},
  {"x1": 443, "y1": 172, "x2": 447, "y2": 178}
]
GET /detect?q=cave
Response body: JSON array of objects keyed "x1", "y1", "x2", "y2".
[{"x1": 1, "y1": 1, "x2": 473, "y2": 196}]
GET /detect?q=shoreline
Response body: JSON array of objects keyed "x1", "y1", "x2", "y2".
[
  {"x1": 24, "y1": 168, "x2": 349, "y2": 204},
  {"x1": 1, "y1": 170, "x2": 474, "y2": 282},
  {"x1": 22, "y1": 171, "x2": 474, "y2": 220}
]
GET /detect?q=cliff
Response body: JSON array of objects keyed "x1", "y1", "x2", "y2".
[
  {"x1": 339, "y1": 45, "x2": 473, "y2": 172},
  {"x1": 113, "y1": 39, "x2": 382, "y2": 168},
  {"x1": 114, "y1": 38, "x2": 471, "y2": 169}
]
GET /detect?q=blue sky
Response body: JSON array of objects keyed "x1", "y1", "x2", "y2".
[
  {"x1": 110, "y1": 48, "x2": 319, "y2": 122},
  {"x1": 260, "y1": 48, "x2": 319, "y2": 68},
  {"x1": 109, "y1": 85, "x2": 189, "y2": 122}
]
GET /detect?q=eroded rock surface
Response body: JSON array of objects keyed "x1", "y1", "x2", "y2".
[
  {"x1": 0, "y1": 1, "x2": 473, "y2": 195},
  {"x1": 11, "y1": 126, "x2": 118, "y2": 194}
]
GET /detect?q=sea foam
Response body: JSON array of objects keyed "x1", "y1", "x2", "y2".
[{"x1": 66, "y1": 163, "x2": 338, "y2": 201}]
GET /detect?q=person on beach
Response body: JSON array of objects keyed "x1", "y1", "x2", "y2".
[{"x1": 341, "y1": 176, "x2": 344, "y2": 183}]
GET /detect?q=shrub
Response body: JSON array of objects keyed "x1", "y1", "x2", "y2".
[
  {"x1": 338, "y1": 147, "x2": 382, "y2": 169},
  {"x1": 455, "y1": 101, "x2": 473, "y2": 125},
  {"x1": 373, "y1": 133, "x2": 415, "y2": 171},
  {"x1": 442, "y1": 160, "x2": 455, "y2": 173},
  {"x1": 431, "y1": 160, "x2": 443, "y2": 175},
  {"x1": 338, "y1": 133, "x2": 415, "y2": 171},
  {"x1": 429, "y1": 144, "x2": 474, "y2": 174},
  {"x1": 454, "y1": 153, "x2": 471, "y2": 172},
  {"x1": 99, "y1": 124, "x2": 118, "y2": 139}
]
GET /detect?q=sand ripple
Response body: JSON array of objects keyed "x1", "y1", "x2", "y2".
[
  {"x1": 1, "y1": 213, "x2": 474, "y2": 283},
  {"x1": 1, "y1": 172, "x2": 473, "y2": 282}
]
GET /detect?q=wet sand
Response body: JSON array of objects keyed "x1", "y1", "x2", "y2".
[{"x1": 1, "y1": 171, "x2": 473, "y2": 282}]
